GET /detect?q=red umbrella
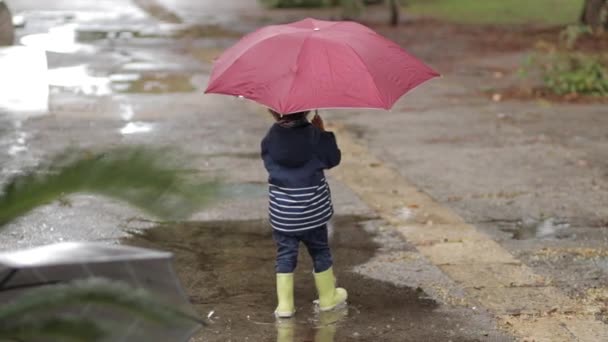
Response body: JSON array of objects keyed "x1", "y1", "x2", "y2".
[{"x1": 205, "y1": 18, "x2": 439, "y2": 114}]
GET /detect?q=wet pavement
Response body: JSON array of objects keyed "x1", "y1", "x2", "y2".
[
  {"x1": 1, "y1": 0, "x2": 607, "y2": 340},
  {"x1": 0, "y1": 0, "x2": 265, "y2": 246},
  {"x1": 125, "y1": 215, "x2": 510, "y2": 341}
]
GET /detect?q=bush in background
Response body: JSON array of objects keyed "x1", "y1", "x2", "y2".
[{"x1": 523, "y1": 25, "x2": 608, "y2": 98}]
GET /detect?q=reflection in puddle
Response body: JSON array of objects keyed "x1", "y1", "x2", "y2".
[
  {"x1": 20, "y1": 24, "x2": 93, "y2": 54},
  {"x1": 48, "y1": 65, "x2": 111, "y2": 96},
  {"x1": 116, "y1": 100, "x2": 154, "y2": 136},
  {"x1": 113, "y1": 73, "x2": 196, "y2": 93},
  {"x1": 12, "y1": 14, "x2": 26, "y2": 28},
  {"x1": 7, "y1": 130, "x2": 28, "y2": 156},
  {"x1": 122, "y1": 61, "x2": 183, "y2": 72},
  {"x1": 500, "y1": 217, "x2": 570, "y2": 240},
  {"x1": 118, "y1": 102, "x2": 135, "y2": 121},
  {"x1": 275, "y1": 309, "x2": 347, "y2": 342},
  {"x1": 75, "y1": 23, "x2": 241, "y2": 42},
  {"x1": 109, "y1": 73, "x2": 142, "y2": 93},
  {"x1": 7, "y1": 144, "x2": 28, "y2": 156},
  {"x1": 120, "y1": 121, "x2": 155, "y2": 135},
  {"x1": 110, "y1": 73, "x2": 142, "y2": 83},
  {"x1": 47, "y1": 65, "x2": 195, "y2": 95},
  {"x1": 0, "y1": 47, "x2": 48, "y2": 113}
]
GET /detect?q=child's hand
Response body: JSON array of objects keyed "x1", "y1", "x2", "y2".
[{"x1": 312, "y1": 114, "x2": 325, "y2": 131}]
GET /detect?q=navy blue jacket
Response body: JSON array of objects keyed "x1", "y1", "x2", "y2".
[{"x1": 261, "y1": 122, "x2": 341, "y2": 233}]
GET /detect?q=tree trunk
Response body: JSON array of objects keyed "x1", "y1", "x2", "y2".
[
  {"x1": 389, "y1": 0, "x2": 400, "y2": 26},
  {"x1": 580, "y1": 0, "x2": 607, "y2": 30},
  {"x1": 0, "y1": 1, "x2": 15, "y2": 46}
]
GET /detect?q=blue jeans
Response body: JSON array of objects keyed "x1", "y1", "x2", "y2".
[{"x1": 273, "y1": 225, "x2": 333, "y2": 274}]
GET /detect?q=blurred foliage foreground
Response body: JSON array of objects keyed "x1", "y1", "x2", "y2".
[
  {"x1": 0, "y1": 278, "x2": 202, "y2": 342},
  {"x1": 0, "y1": 146, "x2": 219, "y2": 227},
  {"x1": 0, "y1": 146, "x2": 220, "y2": 341}
]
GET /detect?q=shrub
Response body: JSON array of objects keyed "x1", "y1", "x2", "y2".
[
  {"x1": 540, "y1": 52, "x2": 608, "y2": 96},
  {"x1": 522, "y1": 25, "x2": 608, "y2": 97}
]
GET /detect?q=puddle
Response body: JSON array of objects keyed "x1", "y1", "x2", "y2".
[
  {"x1": 48, "y1": 65, "x2": 112, "y2": 96},
  {"x1": 7, "y1": 129, "x2": 28, "y2": 156},
  {"x1": 121, "y1": 61, "x2": 185, "y2": 72},
  {"x1": 12, "y1": 14, "x2": 26, "y2": 28},
  {"x1": 1, "y1": 48, "x2": 191, "y2": 111},
  {"x1": 499, "y1": 217, "x2": 570, "y2": 240},
  {"x1": 0, "y1": 46, "x2": 48, "y2": 113},
  {"x1": 20, "y1": 24, "x2": 94, "y2": 54},
  {"x1": 113, "y1": 73, "x2": 195, "y2": 94},
  {"x1": 7, "y1": 144, "x2": 28, "y2": 156},
  {"x1": 124, "y1": 216, "x2": 480, "y2": 341},
  {"x1": 47, "y1": 65, "x2": 195, "y2": 95},
  {"x1": 74, "y1": 23, "x2": 241, "y2": 42},
  {"x1": 120, "y1": 121, "x2": 155, "y2": 135},
  {"x1": 118, "y1": 101, "x2": 135, "y2": 120}
]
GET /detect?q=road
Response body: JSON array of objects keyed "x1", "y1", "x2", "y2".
[{"x1": 1, "y1": 0, "x2": 607, "y2": 341}]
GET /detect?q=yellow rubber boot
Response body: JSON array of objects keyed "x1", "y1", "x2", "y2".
[
  {"x1": 313, "y1": 267, "x2": 347, "y2": 311},
  {"x1": 275, "y1": 273, "x2": 295, "y2": 318}
]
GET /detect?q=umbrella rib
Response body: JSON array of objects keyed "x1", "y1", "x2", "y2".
[
  {"x1": 285, "y1": 34, "x2": 314, "y2": 113},
  {"x1": 343, "y1": 43, "x2": 386, "y2": 108},
  {"x1": 317, "y1": 32, "x2": 391, "y2": 107}
]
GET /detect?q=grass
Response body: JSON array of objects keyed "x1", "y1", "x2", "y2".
[{"x1": 405, "y1": 0, "x2": 585, "y2": 25}]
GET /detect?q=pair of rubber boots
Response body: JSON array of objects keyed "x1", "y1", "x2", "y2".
[{"x1": 275, "y1": 267, "x2": 347, "y2": 318}]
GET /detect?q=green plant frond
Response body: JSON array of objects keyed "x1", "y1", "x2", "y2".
[
  {"x1": 0, "y1": 146, "x2": 221, "y2": 227},
  {"x1": 0, "y1": 278, "x2": 202, "y2": 325},
  {"x1": 0, "y1": 315, "x2": 104, "y2": 342}
]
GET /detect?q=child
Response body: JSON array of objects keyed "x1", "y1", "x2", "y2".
[{"x1": 261, "y1": 109, "x2": 348, "y2": 318}]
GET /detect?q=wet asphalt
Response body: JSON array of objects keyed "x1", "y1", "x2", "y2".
[{"x1": 1, "y1": 0, "x2": 607, "y2": 340}]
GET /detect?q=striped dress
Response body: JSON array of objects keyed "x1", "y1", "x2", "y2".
[{"x1": 261, "y1": 122, "x2": 341, "y2": 234}]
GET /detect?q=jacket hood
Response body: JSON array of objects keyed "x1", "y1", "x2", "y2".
[{"x1": 268, "y1": 123, "x2": 317, "y2": 168}]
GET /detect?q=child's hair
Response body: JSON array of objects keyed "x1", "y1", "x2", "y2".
[{"x1": 269, "y1": 109, "x2": 311, "y2": 122}]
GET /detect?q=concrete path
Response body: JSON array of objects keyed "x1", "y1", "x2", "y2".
[{"x1": 1, "y1": 0, "x2": 607, "y2": 340}]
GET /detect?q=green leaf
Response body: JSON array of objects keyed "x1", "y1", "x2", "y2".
[
  {"x1": 0, "y1": 278, "x2": 202, "y2": 325},
  {"x1": 0, "y1": 147, "x2": 221, "y2": 228}
]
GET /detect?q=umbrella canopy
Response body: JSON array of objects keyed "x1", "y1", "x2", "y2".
[
  {"x1": 0, "y1": 242, "x2": 200, "y2": 342},
  {"x1": 205, "y1": 18, "x2": 439, "y2": 114}
]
